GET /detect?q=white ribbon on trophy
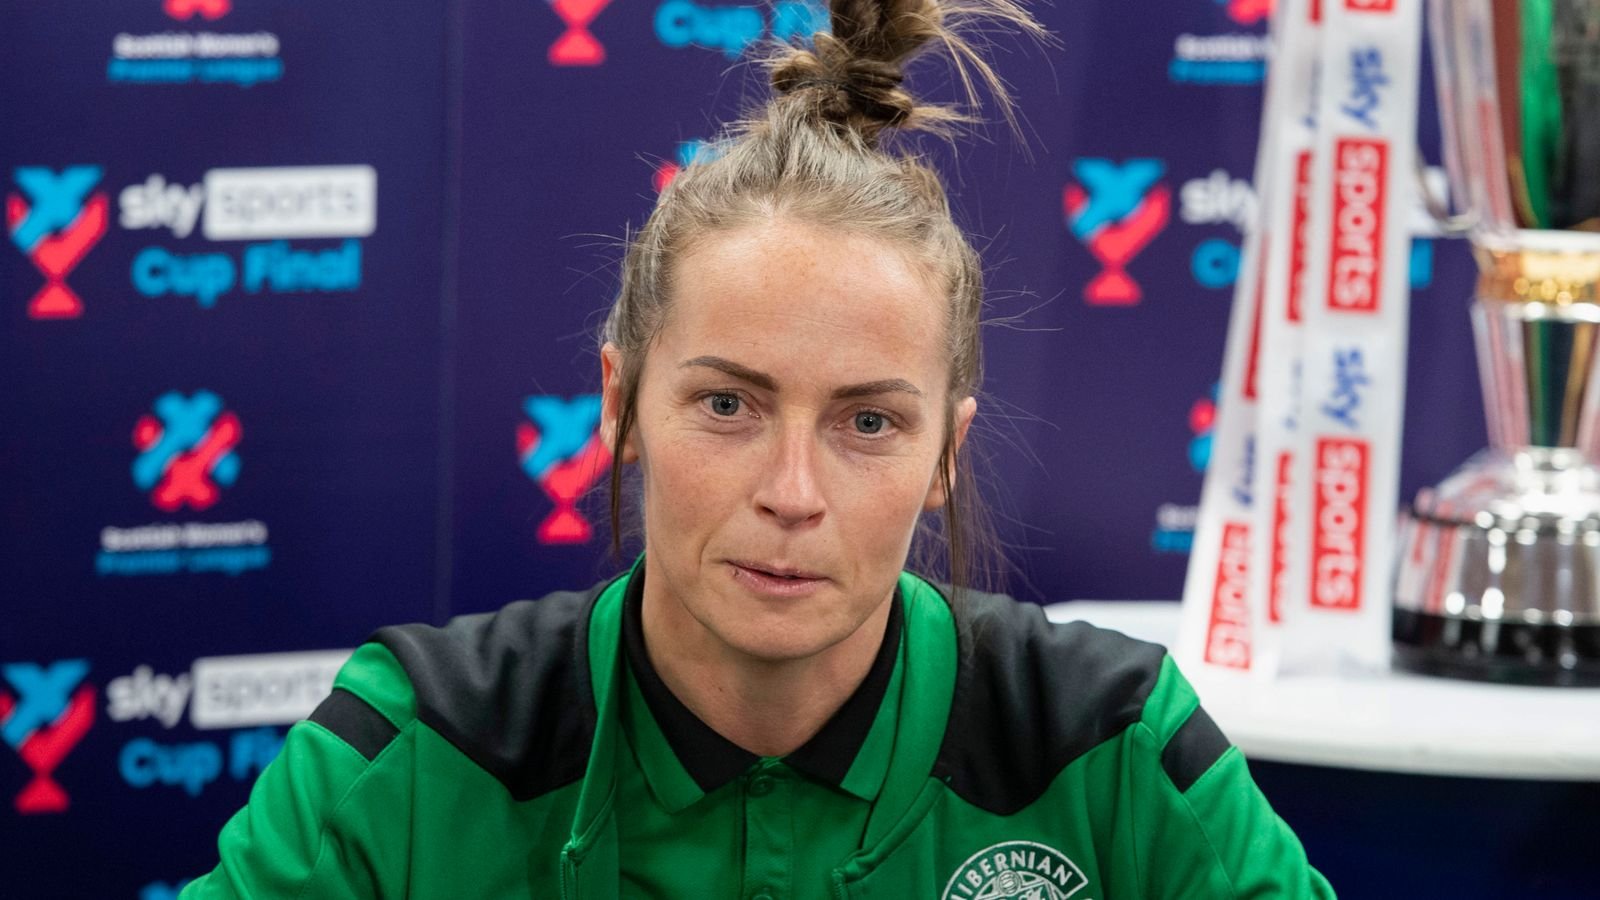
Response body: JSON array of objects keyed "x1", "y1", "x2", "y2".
[
  {"x1": 1180, "y1": 0, "x2": 1424, "y2": 677},
  {"x1": 1177, "y1": 0, "x2": 1303, "y2": 676},
  {"x1": 1242, "y1": 0, "x2": 1324, "y2": 679}
]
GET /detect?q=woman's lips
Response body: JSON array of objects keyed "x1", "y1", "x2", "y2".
[{"x1": 728, "y1": 561, "x2": 828, "y2": 597}]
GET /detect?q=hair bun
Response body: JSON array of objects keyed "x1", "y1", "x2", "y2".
[
  {"x1": 764, "y1": 0, "x2": 1048, "y2": 145},
  {"x1": 771, "y1": 42, "x2": 912, "y2": 136}
]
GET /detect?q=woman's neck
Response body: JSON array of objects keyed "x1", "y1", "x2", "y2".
[{"x1": 639, "y1": 575, "x2": 893, "y2": 758}]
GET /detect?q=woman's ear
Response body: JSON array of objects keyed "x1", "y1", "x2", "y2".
[
  {"x1": 599, "y1": 342, "x2": 639, "y2": 464},
  {"x1": 923, "y1": 395, "x2": 978, "y2": 511}
]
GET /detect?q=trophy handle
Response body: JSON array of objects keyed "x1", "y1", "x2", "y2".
[
  {"x1": 1425, "y1": 0, "x2": 1520, "y2": 240},
  {"x1": 1416, "y1": 152, "x2": 1476, "y2": 237}
]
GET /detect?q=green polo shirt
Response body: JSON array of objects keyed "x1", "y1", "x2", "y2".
[
  {"x1": 182, "y1": 562, "x2": 1335, "y2": 898},
  {"x1": 616, "y1": 565, "x2": 905, "y2": 897}
]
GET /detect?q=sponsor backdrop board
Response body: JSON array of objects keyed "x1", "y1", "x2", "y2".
[
  {"x1": 0, "y1": 0, "x2": 451, "y2": 893},
  {"x1": 7, "y1": 0, "x2": 1579, "y2": 897}
]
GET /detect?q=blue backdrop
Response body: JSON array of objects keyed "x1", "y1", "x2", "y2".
[{"x1": 2, "y1": 0, "x2": 1531, "y2": 896}]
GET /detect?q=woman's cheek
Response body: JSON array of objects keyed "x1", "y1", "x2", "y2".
[
  {"x1": 652, "y1": 433, "x2": 750, "y2": 509},
  {"x1": 828, "y1": 464, "x2": 921, "y2": 535}
]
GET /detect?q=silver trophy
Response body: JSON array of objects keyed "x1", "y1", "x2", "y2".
[{"x1": 1395, "y1": 0, "x2": 1600, "y2": 684}]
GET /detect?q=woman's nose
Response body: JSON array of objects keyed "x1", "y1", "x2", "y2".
[{"x1": 753, "y1": 422, "x2": 826, "y2": 527}]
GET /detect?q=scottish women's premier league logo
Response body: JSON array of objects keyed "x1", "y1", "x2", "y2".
[{"x1": 132, "y1": 391, "x2": 243, "y2": 512}]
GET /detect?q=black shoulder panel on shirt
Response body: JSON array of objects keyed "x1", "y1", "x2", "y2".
[
  {"x1": 308, "y1": 687, "x2": 399, "y2": 762},
  {"x1": 934, "y1": 590, "x2": 1168, "y2": 815},
  {"x1": 371, "y1": 579, "x2": 613, "y2": 802},
  {"x1": 1160, "y1": 706, "x2": 1230, "y2": 793}
]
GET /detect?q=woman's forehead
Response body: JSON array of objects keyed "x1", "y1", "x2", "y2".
[{"x1": 660, "y1": 221, "x2": 947, "y2": 385}]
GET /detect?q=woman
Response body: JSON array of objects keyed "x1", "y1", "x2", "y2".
[{"x1": 183, "y1": 0, "x2": 1334, "y2": 896}]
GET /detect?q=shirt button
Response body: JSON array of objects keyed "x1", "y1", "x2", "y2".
[
  {"x1": 748, "y1": 774, "x2": 775, "y2": 796},
  {"x1": 750, "y1": 893, "x2": 776, "y2": 900}
]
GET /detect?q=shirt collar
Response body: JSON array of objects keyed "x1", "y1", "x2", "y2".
[{"x1": 618, "y1": 559, "x2": 904, "y2": 809}]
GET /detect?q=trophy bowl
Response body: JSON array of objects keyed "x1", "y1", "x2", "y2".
[{"x1": 1394, "y1": 1, "x2": 1600, "y2": 685}]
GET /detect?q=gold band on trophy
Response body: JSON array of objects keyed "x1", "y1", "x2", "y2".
[{"x1": 1476, "y1": 246, "x2": 1600, "y2": 306}]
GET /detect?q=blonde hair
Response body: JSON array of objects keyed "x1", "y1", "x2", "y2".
[{"x1": 602, "y1": 0, "x2": 1044, "y2": 597}]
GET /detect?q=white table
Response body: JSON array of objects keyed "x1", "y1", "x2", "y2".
[{"x1": 1044, "y1": 601, "x2": 1600, "y2": 781}]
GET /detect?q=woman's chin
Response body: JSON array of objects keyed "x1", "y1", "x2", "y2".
[{"x1": 712, "y1": 617, "x2": 850, "y2": 665}]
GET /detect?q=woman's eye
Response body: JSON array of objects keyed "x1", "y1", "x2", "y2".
[
  {"x1": 854, "y1": 411, "x2": 887, "y2": 434},
  {"x1": 706, "y1": 394, "x2": 742, "y2": 416}
]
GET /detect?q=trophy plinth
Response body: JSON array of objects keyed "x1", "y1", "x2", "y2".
[{"x1": 1396, "y1": 452, "x2": 1600, "y2": 686}]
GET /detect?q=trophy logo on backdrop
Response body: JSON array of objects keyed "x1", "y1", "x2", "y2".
[
  {"x1": 547, "y1": 0, "x2": 613, "y2": 66},
  {"x1": 653, "y1": 139, "x2": 716, "y2": 192},
  {"x1": 1064, "y1": 158, "x2": 1172, "y2": 306},
  {"x1": 518, "y1": 395, "x2": 612, "y2": 544},
  {"x1": 0, "y1": 660, "x2": 96, "y2": 815},
  {"x1": 7, "y1": 166, "x2": 109, "y2": 320},
  {"x1": 1224, "y1": 0, "x2": 1275, "y2": 25},
  {"x1": 164, "y1": 0, "x2": 231, "y2": 20}
]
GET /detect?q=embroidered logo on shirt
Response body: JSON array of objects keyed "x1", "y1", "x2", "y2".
[{"x1": 942, "y1": 840, "x2": 1090, "y2": 900}]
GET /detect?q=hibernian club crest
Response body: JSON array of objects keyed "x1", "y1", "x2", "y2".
[{"x1": 941, "y1": 841, "x2": 1090, "y2": 900}]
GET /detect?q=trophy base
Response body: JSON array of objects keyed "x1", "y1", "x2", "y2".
[
  {"x1": 1393, "y1": 449, "x2": 1600, "y2": 687},
  {"x1": 1393, "y1": 609, "x2": 1600, "y2": 687}
]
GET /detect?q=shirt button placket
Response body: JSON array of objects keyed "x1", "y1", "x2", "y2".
[{"x1": 742, "y1": 762, "x2": 791, "y2": 900}]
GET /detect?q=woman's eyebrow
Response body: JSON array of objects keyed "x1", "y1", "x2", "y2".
[
  {"x1": 831, "y1": 379, "x2": 923, "y2": 400},
  {"x1": 680, "y1": 356, "x2": 923, "y2": 399},
  {"x1": 681, "y1": 356, "x2": 777, "y2": 390}
]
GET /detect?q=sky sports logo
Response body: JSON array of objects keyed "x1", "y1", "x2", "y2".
[
  {"x1": 1183, "y1": 158, "x2": 1436, "y2": 298},
  {"x1": 121, "y1": 165, "x2": 374, "y2": 308},
  {"x1": 1312, "y1": 437, "x2": 1367, "y2": 611},
  {"x1": 7, "y1": 166, "x2": 110, "y2": 320},
  {"x1": 190, "y1": 650, "x2": 349, "y2": 730},
  {"x1": 110, "y1": 650, "x2": 349, "y2": 798},
  {"x1": 1268, "y1": 451, "x2": 1292, "y2": 624},
  {"x1": 1288, "y1": 151, "x2": 1312, "y2": 321},
  {"x1": 1328, "y1": 138, "x2": 1386, "y2": 314},
  {"x1": 14, "y1": 164, "x2": 375, "y2": 315},
  {"x1": 121, "y1": 166, "x2": 377, "y2": 241},
  {"x1": 1206, "y1": 522, "x2": 1251, "y2": 669},
  {"x1": 1181, "y1": 168, "x2": 1253, "y2": 291}
]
